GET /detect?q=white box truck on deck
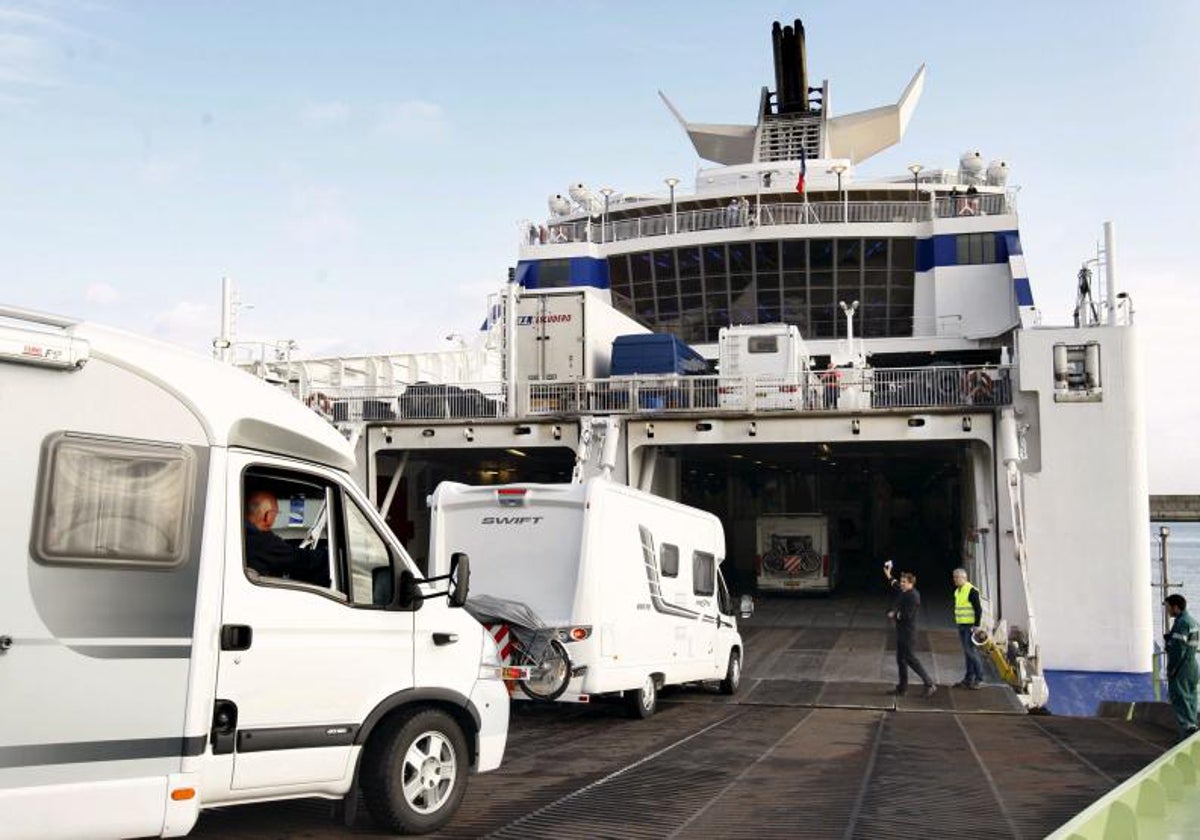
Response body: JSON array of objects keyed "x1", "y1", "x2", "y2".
[
  {"x1": 427, "y1": 479, "x2": 749, "y2": 718},
  {"x1": 717, "y1": 323, "x2": 811, "y2": 410},
  {"x1": 517, "y1": 287, "x2": 649, "y2": 383},
  {"x1": 755, "y1": 514, "x2": 838, "y2": 593},
  {"x1": 0, "y1": 307, "x2": 512, "y2": 839}
]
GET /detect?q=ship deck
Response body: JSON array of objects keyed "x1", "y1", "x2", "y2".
[{"x1": 193, "y1": 596, "x2": 1173, "y2": 839}]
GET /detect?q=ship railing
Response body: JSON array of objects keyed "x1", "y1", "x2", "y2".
[
  {"x1": 304, "y1": 381, "x2": 508, "y2": 423},
  {"x1": 532, "y1": 194, "x2": 1015, "y2": 246},
  {"x1": 306, "y1": 366, "x2": 1013, "y2": 423},
  {"x1": 520, "y1": 365, "x2": 1014, "y2": 417}
]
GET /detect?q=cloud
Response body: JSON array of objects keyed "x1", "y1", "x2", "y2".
[
  {"x1": 283, "y1": 185, "x2": 358, "y2": 246},
  {"x1": 152, "y1": 300, "x2": 215, "y2": 350},
  {"x1": 84, "y1": 281, "x2": 117, "y2": 305},
  {"x1": 300, "y1": 100, "x2": 351, "y2": 127},
  {"x1": 376, "y1": 99, "x2": 447, "y2": 140}
]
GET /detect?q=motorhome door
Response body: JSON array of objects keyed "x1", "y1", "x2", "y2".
[{"x1": 212, "y1": 453, "x2": 416, "y2": 793}]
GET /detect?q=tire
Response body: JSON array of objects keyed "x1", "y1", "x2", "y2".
[
  {"x1": 361, "y1": 708, "x2": 469, "y2": 835},
  {"x1": 720, "y1": 650, "x2": 742, "y2": 696},
  {"x1": 625, "y1": 674, "x2": 658, "y2": 719},
  {"x1": 517, "y1": 637, "x2": 572, "y2": 702}
]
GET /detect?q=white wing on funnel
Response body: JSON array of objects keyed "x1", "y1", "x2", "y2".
[
  {"x1": 659, "y1": 90, "x2": 757, "y2": 166},
  {"x1": 826, "y1": 65, "x2": 926, "y2": 165}
]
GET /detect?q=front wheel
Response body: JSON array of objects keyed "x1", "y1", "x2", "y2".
[
  {"x1": 361, "y1": 709, "x2": 469, "y2": 835},
  {"x1": 625, "y1": 674, "x2": 658, "y2": 719},
  {"x1": 720, "y1": 650, "x2": 742, "y2": 695}
]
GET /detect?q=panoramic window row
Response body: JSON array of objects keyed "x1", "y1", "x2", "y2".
[{"x1": 608, "y1": 238, "x2": 916, "y2": 344}]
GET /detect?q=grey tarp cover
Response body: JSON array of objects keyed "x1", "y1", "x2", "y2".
[
  {"x1": 466, "y1": 593, "x2": 558, "y2": 660},
  {"x1": 465, "y1": 593, "x2": 547, "y2": 629}
]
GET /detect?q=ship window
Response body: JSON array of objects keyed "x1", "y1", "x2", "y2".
[
  {"x1": 34, "y1": 433, "x2": 196, "y2": 568},
  {"x1": 660, "y1": 543, "x2": 680, "y2": 578},
  {"x1": 781, "y1": 240, "x2": 806, "y2": 271},
  {"x1": 956, "y1": 234, "x2": 997, "y2": 265},
  {"x1": 810, "y1": 239, "x2": 834, "y2": 270},
  {"x1": 748, "y1": 336, "x2": 779, "y2": 353},
  {"x1": 891, "y1": 238, "x2": 915, "y2": 269},
  {"x1": 677, "y1": 247, "x2": 702, "y2": 278},
  {"x1": 755, "y1": 241, "x2": 779, "y2": 273},
  {"x1": 693, "y1": 551, "x2": 716, "y2": 596},
  {"x1": 631, "y1": 252, "x2": 653, "y2": 283},
  {"x1": 538, "y1": 259, "x2": 571, "y2": 288},
  {"x1": 703, "y1": 245, "x2": 727, "y2": 275},
  {"x1": 864, "y1": 238, "x2": 888, "y2": 268}
]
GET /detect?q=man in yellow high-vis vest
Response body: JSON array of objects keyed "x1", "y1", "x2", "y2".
[{"x1": 952, "y1": 568, "x2": 984, "y2": 689}]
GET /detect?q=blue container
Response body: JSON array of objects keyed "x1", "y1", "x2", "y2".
[{"x1": 610, "y1": 333, "x2": 708, "y2": 376}]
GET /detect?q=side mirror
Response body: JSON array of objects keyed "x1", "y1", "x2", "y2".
[
  {"x1": 739, "y1": 594, "x2": 755, "y2": 620},
  {"x1": 448, "y1": 552, "x2": 470, "y2": 608}
]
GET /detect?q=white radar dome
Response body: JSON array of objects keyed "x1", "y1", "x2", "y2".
[
  {"x1": 548, "y1": 194, "x2": 572, "y2": 217},
  {"x1": 568, "y1": 182, "x2": 601, "y2": 214},
  {"x1": 959, "y1": 150, "x2": 985, "y2": 185},
  {"x1": 986, "y1": 160, "x2": 1009, "y2": 187}
]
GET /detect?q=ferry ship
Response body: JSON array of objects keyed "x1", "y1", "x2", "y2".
[{"x1": 239, "y1": 19, "x2": 1152, "y2": 715}]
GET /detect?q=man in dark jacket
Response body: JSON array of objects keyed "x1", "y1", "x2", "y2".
[
  {"x1": 1164, "y1": 594, "x2": 1199, "y2": 740},
  {"x1": 244, "y1": 490, "x2": 331, "y2": 587},
  {"x1": 883, "y1": 562, "x2": 937, "y2": 698}
]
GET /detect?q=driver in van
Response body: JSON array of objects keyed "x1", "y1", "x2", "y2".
[{"x1": 243, "y1": 490, "x2": 331, "y2": 587}]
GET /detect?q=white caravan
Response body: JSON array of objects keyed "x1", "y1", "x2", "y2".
[
  {"x1": 0, "y1": 307, "x2": 512, "y2": 839},
  {"x1": 427, "y1": 478, "x2": 747, "y2": 718},
  {"x1": 717, "y1": 323, "x2": 811, "y2": 410}
]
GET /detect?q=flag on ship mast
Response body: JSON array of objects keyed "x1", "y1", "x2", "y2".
[{"x1": 796, "y1": 145, "x2": 807, "y2": 194}]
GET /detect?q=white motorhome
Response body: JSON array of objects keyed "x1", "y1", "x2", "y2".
[
  {"x1": 717, "y1": 323, "x2": 811, "y2": 410},
  {"x1": 755, "y1": 514, "x2": 837, "y2": 594},
  {"x1": 427, "y1": 478, "x2": 747, "y2": 718},
  {"x1": 0, "y1": 307, "x2": 512, "y2": 839}
]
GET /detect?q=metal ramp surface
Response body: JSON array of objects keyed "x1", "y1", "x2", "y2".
[
  {"x1": 191, "y1": 594, "x2": 1162, "y2": 839},
  {"x1": 192, "y1": 703, "x2": 1175, "y2": 840}
]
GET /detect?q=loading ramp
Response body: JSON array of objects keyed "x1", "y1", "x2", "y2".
[{"x1": 192, "y1": 594, "x2": 1173, "y2": 840}]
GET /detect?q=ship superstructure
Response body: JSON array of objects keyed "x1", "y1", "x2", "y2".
[{"x1": 244, "y1": 19, "x2": 1151, "y2": 714}]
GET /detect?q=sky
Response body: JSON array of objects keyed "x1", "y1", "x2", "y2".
[{"x1": 2, "y1": 1, "x2": 1198, "y2": 492}]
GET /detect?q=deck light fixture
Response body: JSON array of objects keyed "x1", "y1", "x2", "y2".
[
  {"x1": 830, "y1": 163, "x2": 848, "y2": 220},
  {"x1": 665, "y1": 177, "x2": 680, "y2": 234},
  {"x1": 600, "y1": 187, "x2": 615, "y2": 242},
  {"x1": 907, "y1": 163, "x2": 923, "y2": 201}
]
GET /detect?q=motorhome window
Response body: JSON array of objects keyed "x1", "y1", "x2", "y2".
[
  {"x1": 242, "y1": 469, "x2": 338, "y2": 594},
  {"x1": 747, "y1": 336, "x2": 778, "y2": 354},
  {"x1": 343, "y1": 496, "x2": 393, "y2": 606},
  {"x1": 693, "y1": 551, "x2": 716, "y2": 596},
  {"x1": 35, "y1": 434, "x2": 195, "y2": 567},
  {"x1": 660, "y1": 543, "x2": 680, "y2": 578},
  {"x1": 717, "y1": 572, "x2": 734, "y2": 615}
]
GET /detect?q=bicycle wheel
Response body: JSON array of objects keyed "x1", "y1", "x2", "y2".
[{"x1": 517, "y1": 637, "x2": 572, "y2": 702}]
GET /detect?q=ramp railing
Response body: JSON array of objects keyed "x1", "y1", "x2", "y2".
[{"x1": 1047, "y1": 733, "x2": 1200, "y2": 838}]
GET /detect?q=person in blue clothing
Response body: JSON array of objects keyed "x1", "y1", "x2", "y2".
[{"x1": 1164, "y1": 594, "x2": 1199, "y2": 740}]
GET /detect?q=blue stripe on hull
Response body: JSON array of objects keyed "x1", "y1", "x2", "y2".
[{"x1": 1043, "y1": 669, "x2": 1157, "y2": 716}]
